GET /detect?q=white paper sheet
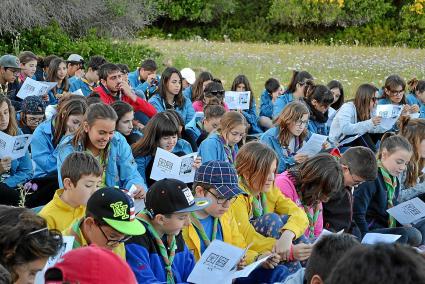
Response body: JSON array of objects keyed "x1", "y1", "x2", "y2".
[
  {"x1": 34, "y1": 236, "x2": 75, "y2": 284},
  {"x1": 338, "y1": 135, "x2": 361, "y2": 147},
  {"x1": 380, "y1": 117, "x2": 399, "y2": 131},
  {"x1": 224, "y1": 91, "x2": 251, "y2": 110},
  {"x1": 129, "y1": 184, "x2": 145, "y2": 213},
  {"x1": 387, "y1": 197, "x2": 425, "y2": 225},
  {"x1": 224, "y1": 255, "x2": 271, "y2": 281},
  {"x1": 297, "y1": 133, "x2": 328, "y2": 156},
  {"x1": 410, "y1": 112, "x2": 420, "y2": 119},
  {"x1": 188, "y1": 240, "x2": 260, "y2": 284},
  {"x1": 0, "y1": 132, "x2": 32, "y2": 160},
  {"x1": 374, "y1": 105, "x2": 402, "y2": 131},
  {"x1": 361, "y1": 233, "x2": 401, "y2": 244},
  {"x1": 188, "y1": 240, "x2": 244, "y2": 284},
  {"x1": 314, "y1": 229, "x2": 344, "y2": 244},
  {"x1": 150, "y1": 148, "x2": 198, "y2": 183},
  {"x1": 376, "y1": 105, "x2": 402, "y2": 119},
  {"x1": 71, "y1": 89, "x2": 84, "y2": 96},
  {"x1": 16, "y1": 77, "x2": 57, "y2": 99}
]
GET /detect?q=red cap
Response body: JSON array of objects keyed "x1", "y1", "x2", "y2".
[{"x1": 44, "y1": 245, "x2": 137, "y2": 284}]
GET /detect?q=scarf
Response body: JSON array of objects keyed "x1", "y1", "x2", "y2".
[
  {"x1": 304, "y1": 204, "x2": 321, "y2": 239},
  {"x1": 240, "y1": 177, "x2": 268, "y2": 218},
  {"x1": 139, "y1": 213, "x2": 177, "y2": 284},
  {"x1": 291, "y1": 172, "x2": 321, "y2": 239},
  {"x1": 219, "y1": 135, "x2": 236, "y2": 165},
  {"x1": 378, "y1": 160, "x2": 397, "y2": 228},
  {"x1": 81, "y1": 77, "x2": 96, "y2": 91},
  {"x1": 190, "y1": 213, "x2": 218, "y2": 247}
]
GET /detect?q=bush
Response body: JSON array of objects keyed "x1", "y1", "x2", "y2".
[
  {"x1": 0, "y1": 23, "x2": 161, "y2": 70},
  {"x1": 268, "y1": 0, "x2": 392, "y2": 27},
  {"x1": 156, "y1": 0, "x2": 236, "y2": 23},
  {"x1": 0, "y1": 0, "x2": 161, "y2": 38}
]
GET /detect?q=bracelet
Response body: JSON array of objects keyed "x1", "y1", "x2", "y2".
[{"x1": 288, "y1": 245, "x2": 295, "y2": 261}]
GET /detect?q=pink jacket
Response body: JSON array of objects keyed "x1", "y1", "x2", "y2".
[
  {"x1": 275, "y1": 171, "x2": 323, "y2": 239},
  {"x1": 192, "y1": 100, "x2": 230, "y2": 112}
]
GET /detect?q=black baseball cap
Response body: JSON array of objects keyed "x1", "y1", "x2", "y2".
[
  {"x1": 87, "y1": 187, "x2": 145, "y2": 236},
  {"x1": 145, "y1": 179, "x2": 210, "y2": 216}
]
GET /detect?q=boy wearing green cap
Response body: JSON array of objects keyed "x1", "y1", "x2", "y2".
[
  {"x1": 126, "y1": 178, "x2": 211, "y2": 284},
  {"x1": 62, "y1": 186, "x2": 145, "y2": 260},
  {"x1": 0, "y1": 54, "x2": 21, "y2": 97}
]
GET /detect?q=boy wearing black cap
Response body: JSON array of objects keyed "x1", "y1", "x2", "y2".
[
  {"x1": 126, "y1": 178, "x2": 211, "y2": 284},
  {"x1": 62, "y1": 186, "x2": 146, "y2": 260},
  {"x1": 183, "y1": 160, "x2": 288, "y2": 284}
]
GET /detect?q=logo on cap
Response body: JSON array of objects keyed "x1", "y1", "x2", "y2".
[
  {"x1": 182, "y1": 187, "x2": 194, "y2": 205},
  {"x1": 110, "y1": 201, "x2": 129, "y2": 220}
]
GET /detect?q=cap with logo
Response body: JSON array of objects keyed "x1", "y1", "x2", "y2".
[
  {"x1": 181, "y1": 68, "x2": 196, "y2": 85},
  {"x1": 0, "y1": 54, "x2": 21, "y2": 69},
  {"x1": 86, "y1": 187, "x2": 145, "y2": 236},
  {"x1": 44, "y1": 245, "x2": 137, "y2": 284},
  {"x1": 194, "y1": 160, "x2": 244, "y2": 199},
  {"x1": 66, "y1": 54, "x2": 84, "y2": 63},
  {"x1": 145, "y1": 178, "x2": 210, "y2": 216}
]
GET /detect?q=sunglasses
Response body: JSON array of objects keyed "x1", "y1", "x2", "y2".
[{"x1": 207, "y1": 90, "x2": 225, "y2": 96}]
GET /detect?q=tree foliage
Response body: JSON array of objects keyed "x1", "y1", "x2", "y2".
[
  {"x1": 156, "y1": 0, "x2": 236, "y2": 23},
  {"x1": 268, "y1": 0, "x2": 393, "y2": 27},
  {"x1": 0, "y1": 0, "x2": 161, "y2": 37}
]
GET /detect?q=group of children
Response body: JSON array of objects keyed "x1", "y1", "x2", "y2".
[{"x1": 0, "y1": 51, "x2": 425, "y2": 283}]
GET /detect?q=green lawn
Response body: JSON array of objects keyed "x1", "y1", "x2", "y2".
[{"x1": 137, "y1": 38, "x2": 425, "y2": 100}]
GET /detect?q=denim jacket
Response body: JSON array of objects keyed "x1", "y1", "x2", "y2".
[{"x1": 56, "y1": 132, "x2": 146, "y2": 189}]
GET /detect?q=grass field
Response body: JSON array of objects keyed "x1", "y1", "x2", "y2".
[{"x1": 136, "y1": 38, "x2": 425, "y2": 100}]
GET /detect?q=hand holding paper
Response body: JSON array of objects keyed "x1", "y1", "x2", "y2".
[
  {"x1": 297, "y1": 133, "x2": 328, "y2": 156},
  {"x1": 17, "y1": 77, "x2": 57, "y2": 100},
  {"x1": 0, "y1": 132, "x2": 32, "y2": 160},
  {"x1": 129, "y1": 185, "x2": 146, "y2": 213},
  {"x1": 150, "y1": 148, "x2": 198, "y2": 183},
  {"x1": 387, "y1": 197, "x2": 425, "y2": 225}
]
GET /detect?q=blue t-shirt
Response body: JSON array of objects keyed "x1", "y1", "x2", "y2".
[{"x1": 196, "y1": 216, "x2": 224, "y2": 254}]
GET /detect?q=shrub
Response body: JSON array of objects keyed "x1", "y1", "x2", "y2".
[
  {"x1": 0, "y1": 0, "x2": 161, "y2": 38},
  {"x1": 0, "y1": 23, "x2": 161, "y2": 70}
]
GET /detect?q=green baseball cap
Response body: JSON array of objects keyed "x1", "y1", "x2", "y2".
[
  {"x1": 86, "y1": 187, "x2": 146, "y2": 236},
  {"x1": 0, "y1": 54, "x2": 21, "y2": 69}
]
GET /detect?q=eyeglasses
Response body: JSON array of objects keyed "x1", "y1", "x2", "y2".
[
  {"x1": 97, "y1": 223, "x2": 132, "y2": 246},
  {"x1": 6, "y1": 68, "x2": 20, "y2": 76},
  {"x1": 26, "y1": 116, "x2": 44, "y2": 124},
  {"x1": 387, "y1": 89, "x2": 404, "y2": 97},
  {"x1": 348, "y1": 168, "x2": 365, "y2": 187},
  {"x1": 294, "y1": 119, "x2": 308, "y2": 127},
  {"x1": 206, "y1": 188, "x2": 237, "y2": 204}
]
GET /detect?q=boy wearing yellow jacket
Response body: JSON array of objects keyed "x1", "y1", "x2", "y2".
[
  {"x1": 39, "y1": 152, "x2": 102, "y2": 231},
  {"x1": 182, "y1": 160, "x2": 289, "y2": 284}
]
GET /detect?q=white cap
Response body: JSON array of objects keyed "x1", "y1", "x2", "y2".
[
  {"x1": 181, "y1": 68, "x2": 196, "y2": 85},
  {"x1": 67, "y1": 54, "x2": 84, "y2": 62}
]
